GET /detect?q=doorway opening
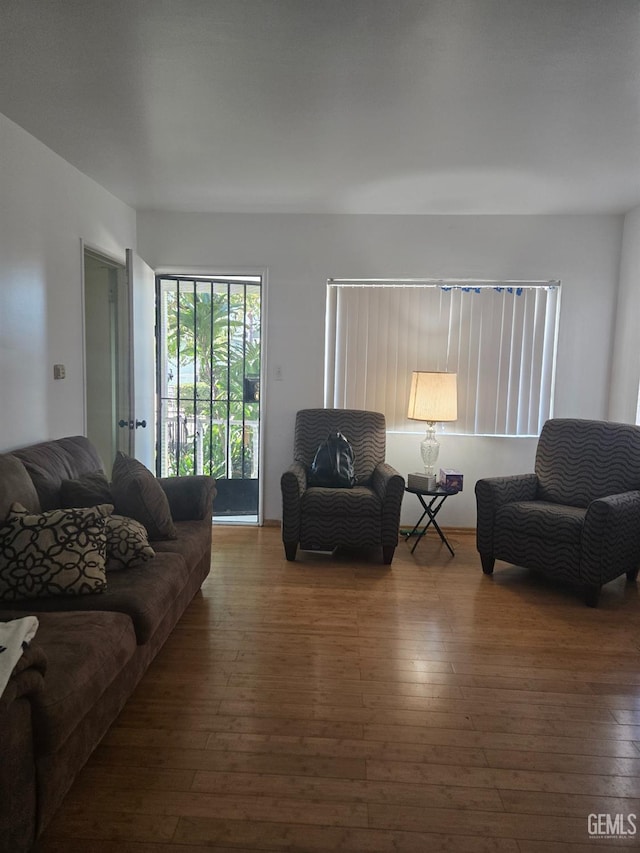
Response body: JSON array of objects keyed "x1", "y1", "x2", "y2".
[{"x1": 156, "y1": 274, "x2": 263, "y2": 523}]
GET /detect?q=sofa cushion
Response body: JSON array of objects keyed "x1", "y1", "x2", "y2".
[
  {"x1": 0, "y1": 454, "x2": 41, "y2": 521},
  {"x1": 111, "y1": 452, "x2": 177, "y2": 541},
  {"x1": 0, "y1": 504, "x2": 112, "y2": 601},
  {"x1": 12, "y1": 436, "x2": 104, "y2": 511},
  {"x1": 105, "y1": 515, "x2": 155, "y2": 571},
  {"x1": 29, "y1": 610, "x2": 137, "y2": 754},
  {"x1": 151, "y1": 519, "x2": 210, "y2": 567},
  {"x1": 60, "y1": 471, "x2": 112, "y2": 509},
  {"x1": 0, "y1": 550, "x2": 191, "y2": 644}
]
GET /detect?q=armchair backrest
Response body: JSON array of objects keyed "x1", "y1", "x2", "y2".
[
  {"x1": 535, "y1": 418, "x2": 640, "y2": 507},
  {"x1": 294, "y1": 409, "x2": 386, "y2": 484}
]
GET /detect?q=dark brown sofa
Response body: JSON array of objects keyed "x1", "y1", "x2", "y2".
[{"x1": 0, "y1": 436, "x2": 216, "y2": 852}]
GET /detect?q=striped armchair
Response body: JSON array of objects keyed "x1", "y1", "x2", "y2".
[
  {"x1": 281, "y1": 409, "x2": 405, "y2": 564},
  {"x1": 475, "y1": 418, "x2": 640, "y2": 606}
]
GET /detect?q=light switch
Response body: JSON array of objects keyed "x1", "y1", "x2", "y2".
[{"x1": 53, "y1": 364, "x2": 66, "y2": 380}]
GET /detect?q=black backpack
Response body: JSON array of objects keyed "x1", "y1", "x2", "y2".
[{"x1": 308, "y1": 432, "x2": 357, "y2": 488}]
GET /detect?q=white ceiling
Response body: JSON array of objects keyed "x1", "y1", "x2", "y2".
[{"x1": 1, "y1": 0, "x2": 639, "y2": 215}]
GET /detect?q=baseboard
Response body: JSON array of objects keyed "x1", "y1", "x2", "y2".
[
  {"x1": 401, "y1": 526, "x2": 476, "y2": 536},
  {"x1": 262, "y1": 520, "x2": 476, "y2": 535}
]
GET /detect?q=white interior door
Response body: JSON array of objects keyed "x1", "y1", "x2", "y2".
[
  {"x1": 126, "y1": 248, "x2": 156, "y2": 470},
  {"x1": 82, "y1": 245, "x2": 132, "y2": 474}
]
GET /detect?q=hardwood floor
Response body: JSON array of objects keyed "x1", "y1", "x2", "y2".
[{"x1": 35, "y1": 525, "x2": 640, "y2": 852}]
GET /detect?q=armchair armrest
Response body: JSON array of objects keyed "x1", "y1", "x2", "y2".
[
  {"x1": 281, "y1": 462, "x2": 308, "y2": 543},
  {"x1": 475, "y1": 473, "x2": 538, "y2": 555},
  {"x1": 475, "y1": 473, "x2": 539, "y2": 506},
  {"x1": 372, "y1": 462, "x2": 405, "y2": 547},
  {"x1": 581, "y1": 490, "x2": 640, "y2": 585},
  {"x1": 158, "y1": 475, "x2": 217, "y2": 521}
]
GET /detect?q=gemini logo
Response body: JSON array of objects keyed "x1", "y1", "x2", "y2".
[{"x1": 587, "y1": 813, "x2": 637, "y2": 839}]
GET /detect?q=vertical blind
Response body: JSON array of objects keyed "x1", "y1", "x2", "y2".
[{"x1": 324, "y1": 281, "x2": 561, "y2": 436}]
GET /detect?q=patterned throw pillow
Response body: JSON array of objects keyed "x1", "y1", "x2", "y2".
[
  {"x1": 106, "y1": 515, "x2": 155, "y2": 571},
  {"x1": 0, "y1": 503, "x2": 112, "y2": 601},
  {"x1": 110, "y1": 452, "x2": 177, "y2": 540}
]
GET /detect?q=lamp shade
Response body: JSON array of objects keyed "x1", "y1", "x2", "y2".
[{"x1": 407, "y1": 371, "x2": 458, "y2": 422}]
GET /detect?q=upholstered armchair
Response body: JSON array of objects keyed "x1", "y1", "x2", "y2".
[
  {"x1": 475, "y1": 418, "x2": 640, "y2": 606},
  {"x1": 281, "y1": 409, "x2": 405, "y2": 564}
]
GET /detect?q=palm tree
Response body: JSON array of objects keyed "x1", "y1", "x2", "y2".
[
  {"x1": 165, "y1": 288, "x2": 244, "y2": 393},
  {"x1": 162, "y1": 282, "x2": 261, "y2": 480}
]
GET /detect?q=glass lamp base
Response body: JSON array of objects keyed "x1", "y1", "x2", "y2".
[{"x1": 420, "y1": 422, "x2": 439, "y2": 477}]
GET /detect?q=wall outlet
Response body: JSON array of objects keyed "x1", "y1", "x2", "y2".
[
  {"x1": 53, "y1": 364, "x2": 66, "y2": 380},
  {"x1": 274, "y1": 365, "x2": 283, "y2": 381}
]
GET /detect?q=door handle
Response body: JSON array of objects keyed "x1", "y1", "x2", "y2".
[
  {"x1": 135, "y1": 419, "x2": 147, "y2": 429},
  {"x1": 118, "y1": 419, "x2": 133, "y2": 429}
]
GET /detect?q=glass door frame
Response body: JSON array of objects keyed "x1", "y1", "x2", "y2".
[{"x1": 155, "y1": 267, "x2": 267, "y2": 525}]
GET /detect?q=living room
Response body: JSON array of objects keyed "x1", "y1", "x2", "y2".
[
  {"x1": 2, "y1": 1, "x2": 640, "y2": 850},
  {"x1": 2, "y1": 119, "x2": 639, "y2": 527}
]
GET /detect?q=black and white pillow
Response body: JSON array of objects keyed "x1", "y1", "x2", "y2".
[
  {"x1": 105, "y1": 515, "x2": 155, "y2": 571},
  {"x1": 0, "y1": 502, "x2": 112, "y2": 601}
]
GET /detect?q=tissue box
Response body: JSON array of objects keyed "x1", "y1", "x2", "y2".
[
  {"x1": 439, "y1": 469, "x2": 463, "y2": 492},
  {"x1": 407, "y1": 472, "x2": 437, "y2": 491}
]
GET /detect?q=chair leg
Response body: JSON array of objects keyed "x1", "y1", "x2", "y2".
[
  {"x1": 480, "y1": 553, "x2": 495, "y2": 575},
  {"x1": 382, "y1": 545, "x2": 395, "y2": 565},
  {"x1": 626, "y1": 567, "x2": 639, "y2": 582},
  {"x1": 584, "y1": 584, "x2": 601, "y2": 608},
  {"x1": 284, "y1": 541, "x2": 298, "y2": 562}
]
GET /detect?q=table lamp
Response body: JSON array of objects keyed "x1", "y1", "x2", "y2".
[{"x1": 407, "y1": 371, "x2": 458, "y2": 485}]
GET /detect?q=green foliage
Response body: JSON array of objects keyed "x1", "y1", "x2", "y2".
[
  {"x1": 162, "y1": 283, "x2": 261, "y2": 480},
  {"x1": 164, "y1": 287, "x2": 260, "y2": 395}
]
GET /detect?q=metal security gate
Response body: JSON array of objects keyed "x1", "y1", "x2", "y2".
[{"x1": 156, "y1": 275, "x2": 262, "y2": 519}]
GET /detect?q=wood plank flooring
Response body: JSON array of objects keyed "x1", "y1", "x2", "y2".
[{"x1": 35, "y1": 526, "x2": 640, "y2": 852}]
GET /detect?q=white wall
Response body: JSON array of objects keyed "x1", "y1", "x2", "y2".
[
  {"x1": 609, "y1": 204, "x2": 640, "y2": 424},
  {"x1": 138, "y1": 211, "x2": 623, "y2": 527},
  {"x1": 0, "y1": 113, "x2": 136, "y2": 450},
  {"x1": 0, "y1": 109, "x2": 628, "y2": 529}
]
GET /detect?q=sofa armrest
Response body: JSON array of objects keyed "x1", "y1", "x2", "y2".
[
  {"x1": 158, "y1": 475, "x2": 217, "y2": 521},
  {"x1": 372, "y1": 462, "x2": 405, "y2": 546},
  {"x1": 8, "y1": 639, "x2": 46, "y2": 679},
  {"x1": 0, "y1": 642, "x2": 45, "y2": 853},
  {"x1": 581, "y1": 490, "x2": 640, "y2": 585},
  {"x1": 281, "y1": 462, "x2": 308, "y2": 543},
  {"x1": 475, "y1": 473, "x2": 539, "y2": 555},
  {"x1": 0, "y1": 648, "x2": 47, "y2": 711},
  {"x1": 0, "y1": 696, "x2": 40, "y2": 853}
]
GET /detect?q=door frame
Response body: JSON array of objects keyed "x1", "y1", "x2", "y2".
[
  {"x1": 80, "y1": 240, "x2": 132, "y2": 460},
  {"x1": 126, "y1": 249, "x2": 157, "y2": 470},
  {"x1": 155, "y1": 265, "x2": 268, "y2": 525}
]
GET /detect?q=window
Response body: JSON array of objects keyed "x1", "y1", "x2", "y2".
[{"x1": 325, "y1": 280, "x2": 561, "y2": 436}]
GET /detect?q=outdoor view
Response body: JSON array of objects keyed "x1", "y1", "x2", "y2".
[{"x1": 156, "y1": 276, "x2": 261, "y2": 517}]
